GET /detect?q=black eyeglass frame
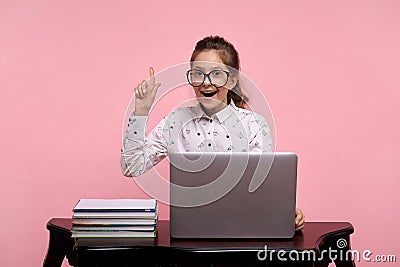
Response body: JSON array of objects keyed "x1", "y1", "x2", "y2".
[{"x1": 186, "y1": 69, "x2": 231, "y2": 88}]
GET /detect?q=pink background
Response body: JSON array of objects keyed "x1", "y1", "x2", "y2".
[{"x1": 1, "y1": 1, "x2": 399, "y2": 266}]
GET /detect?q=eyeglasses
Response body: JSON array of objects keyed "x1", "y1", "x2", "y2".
[{"x1": 186, "y1": 69, "x2": 230, "y2": 88}]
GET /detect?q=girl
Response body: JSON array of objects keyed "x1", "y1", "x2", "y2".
[{"x1": 121, "y1": 36, "x2": 305, "y2": 231}]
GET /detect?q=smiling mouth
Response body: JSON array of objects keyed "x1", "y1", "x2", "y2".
[{"x1": 200, "y1": 91, "x2": 217, "y2": 97}]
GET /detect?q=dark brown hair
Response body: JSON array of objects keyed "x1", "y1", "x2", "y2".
[{"x1": 190, "y1": 36, "x2": 248, "y2": 108}]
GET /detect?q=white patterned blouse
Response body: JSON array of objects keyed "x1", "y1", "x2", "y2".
[{"x1": 120, "y1": 101, "x2": 272, "y2": 177}]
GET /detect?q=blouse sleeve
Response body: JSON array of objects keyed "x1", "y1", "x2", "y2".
[
  {"x1": 120, "y1": 114, "x2": 169, "y2": 177},
  {"x1": 248, "y1": 114, "x2": 273, "y2": 152}
]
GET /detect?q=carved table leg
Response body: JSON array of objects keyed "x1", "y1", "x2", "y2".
[
  {"x1": 317, "y1": 235, "x2": 356, "y2": 267},
  {"x1": 43, "y1": 227, "x2": 76, "y2": 267}
]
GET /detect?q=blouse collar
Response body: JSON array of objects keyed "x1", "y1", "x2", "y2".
[{"x1": 192, "y1": 100, "x2": 239, "y2": 123}]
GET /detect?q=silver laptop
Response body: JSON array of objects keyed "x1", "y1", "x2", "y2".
[{"x1": 169, "y1": 152, "x2": 298, "y2": 238}]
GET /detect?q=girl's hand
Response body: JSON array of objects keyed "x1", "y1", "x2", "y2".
[
  {"x1": 134, "y1": 67, "x2": 161, "y2": 116},
  {"x1": 295, "y1": 208, "x2": 305, "y2": 231}
]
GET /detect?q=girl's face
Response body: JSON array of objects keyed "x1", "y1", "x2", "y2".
[{"x1": 191, "y1": 50, "x2": 236, "y2": 115}]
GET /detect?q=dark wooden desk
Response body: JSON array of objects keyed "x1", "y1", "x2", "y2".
[{"x1": 44, "y1": 218, "x2": 355, "y2": 267}]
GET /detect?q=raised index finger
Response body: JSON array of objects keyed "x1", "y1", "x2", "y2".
[{"x1": 149, "y1": 67, "x2": 155, "y2": 86}]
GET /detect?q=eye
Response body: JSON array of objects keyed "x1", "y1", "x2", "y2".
[
  {"x1": 211, "y1": 70, "x2": 228, "y2": 78},
  {"x1": 192, "y1": 70, "x2": 204, "y2": 77},
  {"x1": 212, "y1": 70, "x2": 222, "y2": 77}
]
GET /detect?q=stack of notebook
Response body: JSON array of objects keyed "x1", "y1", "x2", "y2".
[{"x1": 71, "y1": 199, "x2": 157, "y2": 238}]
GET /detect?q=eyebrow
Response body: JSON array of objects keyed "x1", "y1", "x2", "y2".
[{"x1": 191, "y1": 65, "x2": 229, "y2": 72}]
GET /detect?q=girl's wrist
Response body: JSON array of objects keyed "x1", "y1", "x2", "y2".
[{"x1": 134, "y1": 109, "x2": 150, "y2": 116}]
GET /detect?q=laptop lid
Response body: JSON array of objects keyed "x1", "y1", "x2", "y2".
[{"x1": 169, "y1": 152, "x2": 298, "y2": 238}]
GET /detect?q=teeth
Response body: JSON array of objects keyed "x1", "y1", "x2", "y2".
[{"x1": 201, "y1": 91, "x2": 217, "y2": 97}]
